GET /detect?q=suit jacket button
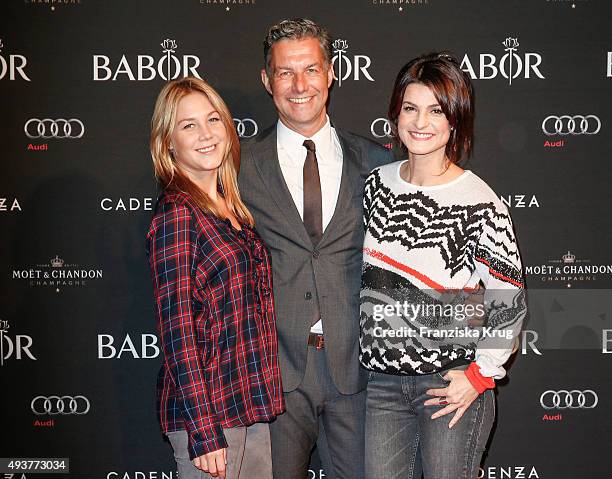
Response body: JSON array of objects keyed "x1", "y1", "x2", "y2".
[
  {"x1": 304, "y1": 292, "x2": 312, "y2": 300},
  {"x1": 312, "y1": 251, "x2": 320, "y2": 259}
]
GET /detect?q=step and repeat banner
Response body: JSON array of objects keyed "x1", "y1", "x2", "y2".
[{"x1": 1, "y1": 1, "x2": 611, "y2": 478}]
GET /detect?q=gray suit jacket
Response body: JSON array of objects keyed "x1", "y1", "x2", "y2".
[{"x1": 239, "y1": 125, "x2": 394, "y2": 394}]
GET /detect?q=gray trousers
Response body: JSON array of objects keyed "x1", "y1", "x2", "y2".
[
  {"x1": 167, "y1": 422, "x2": 272, "y2": 479},
  {"x1": 270, "y1": 346, "x2": 366, "y2": 479}
]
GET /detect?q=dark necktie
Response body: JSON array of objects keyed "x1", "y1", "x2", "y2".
[
  {"x1": 303, "y1": 139, "x2": 323, "y2": 245},
  {"x1": 303, "y1": 139, "x2": 322, "y2": 328}
]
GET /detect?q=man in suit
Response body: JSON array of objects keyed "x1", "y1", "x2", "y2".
[{"x1": 238, "y1": 18, "x2": 393, "y2": 479}]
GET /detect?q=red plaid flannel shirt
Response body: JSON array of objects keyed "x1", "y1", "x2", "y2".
[{"x1": 147, "y1": 190, "x2": 284, "y2": 459}]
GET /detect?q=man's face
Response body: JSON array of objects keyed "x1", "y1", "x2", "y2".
[{"x1": 261, "y1": 37, "x2": 334, "y2": 137}]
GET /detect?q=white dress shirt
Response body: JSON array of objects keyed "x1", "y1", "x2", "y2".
[{"x1": 276, "y1": 117, "x2": 343, "y2": 334}]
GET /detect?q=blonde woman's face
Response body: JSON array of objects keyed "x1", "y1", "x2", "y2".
[{"x1": 169, "y1": 92, "x2": 228, "y2": 183}]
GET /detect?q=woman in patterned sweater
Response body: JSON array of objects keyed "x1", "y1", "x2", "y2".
[{"x1": 360, "y1": 54, "x2": 526, "y2": 478}]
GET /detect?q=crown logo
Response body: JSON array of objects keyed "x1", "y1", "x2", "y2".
[
  {"x1": 160, "y1": 39, "x2": 178, "y2": 82},
  {"x1": 160, "y1": 39, "x2": 177, "y2": 53},
  {"x1": 0, "y1": 39, "x2": 4, "y2": 53},
  {"x1": 501, "y1": 37, "x2": 520, "y2": 85},
  {"x1": 332, "y1": 39, "x2": 350, "y2": 87},
  {"x1": 502, "y1": 37, "x2": 519, "y2": 50},
  {"x1": 562, "y1": 251, "x2": 576, "y2": 264},
  {"x1": 333, "y1": 39, "x2": 348, "y2": 52},
  {"x1": 0, "y1": 319, "x2": 9, "y2": 332},
  {"x1": 50, "y1": 255, "x2": 65, "y2": 268}
]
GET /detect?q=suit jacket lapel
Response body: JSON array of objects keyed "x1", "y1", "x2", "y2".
[
  {"x1": 252, "y1": 126, "x2": 312, "y2": 249},
  {"x1": 318, "y1": 129, "x2": 361, "y2": 248}
]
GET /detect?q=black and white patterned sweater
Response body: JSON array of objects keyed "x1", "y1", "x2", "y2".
[{"x1": 359, "y1": 161, "x2": 526, "y2": 379}]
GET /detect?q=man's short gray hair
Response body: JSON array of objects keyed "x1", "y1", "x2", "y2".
[{"x1": 263, "y1": 18, "x2": 333, "y2": 75}]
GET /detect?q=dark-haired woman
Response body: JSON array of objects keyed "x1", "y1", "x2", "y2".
[
  {"x1": 360, "y1": 54, "x2": 525, "y2": 478},
  {"x1": 147, "y1": 77, "x2": 284, "y2": 479}
]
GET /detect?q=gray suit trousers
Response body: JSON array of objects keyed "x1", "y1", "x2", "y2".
[{"x1": 270, "y1": 346, "x2": 365, "y2": 479}]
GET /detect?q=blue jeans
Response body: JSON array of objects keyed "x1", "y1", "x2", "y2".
[{"x1": 365, "y1": 369, "x2": 495, "y2": 479}]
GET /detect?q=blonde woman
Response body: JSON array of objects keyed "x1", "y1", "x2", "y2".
[{"x1": 147, "y1": 77, "x2": 284, "y2": 479}]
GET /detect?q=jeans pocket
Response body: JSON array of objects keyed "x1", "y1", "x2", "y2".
[{"x1": 435, "y1": 371, "x2": 451, "y2": 383}]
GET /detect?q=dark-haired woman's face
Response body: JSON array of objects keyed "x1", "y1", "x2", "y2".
[{"x1": 397, "y1": 83, "x2": 451, "y2": 161}]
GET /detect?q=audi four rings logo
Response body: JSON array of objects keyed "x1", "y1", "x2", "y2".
[
  {"x1": 24, "y1": 118, "x2": 85, "y2": 139},
  {"x1": 539, "y1": 390, "x2": 598, "y2": 409},
  {"x1": 31, "y1": 395, "x2": 91, "y2": 415},
  {"x1": 233, "y1": 118, "x2": 258, "y2": 138},
  {"x1": 541, "y1": 115, "x2": 601, "y2": 135},
  {"x1": 370, "y1": 118, "x2": 392, "y2": 138}
]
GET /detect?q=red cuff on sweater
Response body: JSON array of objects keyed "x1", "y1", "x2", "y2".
[{"x1": 465, "y1": 362, "x2": 495, "y2": 394}]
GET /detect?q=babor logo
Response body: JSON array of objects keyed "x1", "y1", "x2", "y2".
[
  {"x1": 461, "y1": 37, "x2": 544, "y2": 84},
  {"x1": 31, "y1": 396, "x2": 91, "y2": 415},
  {"x1": 0, "y1": 38, "x2": 31, "y2": 81},
  {"x1": 332, "y1": 39, "x2": 374, "y2": 87},
  {"x1": 98, "y1": 334, "x2": 160, "y2": 359},
  {"x1": 520, "y1": 330, "x2": 542, "y2": 356},
  {"x1": 0, "y1": 320, "x2": 37, "y2": 366},
  {"x1": 24, "y1": 118, "x2": 85, "y2": 139},
  {"x1": 233, "y1": 118, "x2": 258, "y2": 138},
  {"x1": 93, "y1": 39, "x2": 201, "y2": 81},
  {"x1": 541, "y1": 115, "x2": 601, "y2": 135},
  {"x1": 604, "y1": 329, "x2": 612, "y2": 354},
  {"x1": 540, "y1": 389, "x2": 598, "y2": 409},
  {"x1": 370, "y1": 118, "x2": 392, "y2": 138}
]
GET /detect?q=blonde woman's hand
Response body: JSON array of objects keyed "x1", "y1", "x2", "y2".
[{"x1": 193, "y1": 448, "x2": 227, "y2": 478}]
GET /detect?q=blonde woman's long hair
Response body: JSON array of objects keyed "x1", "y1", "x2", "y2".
[{"x1": 150, "y1": 76, "x2": 254, "y2": 226}]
